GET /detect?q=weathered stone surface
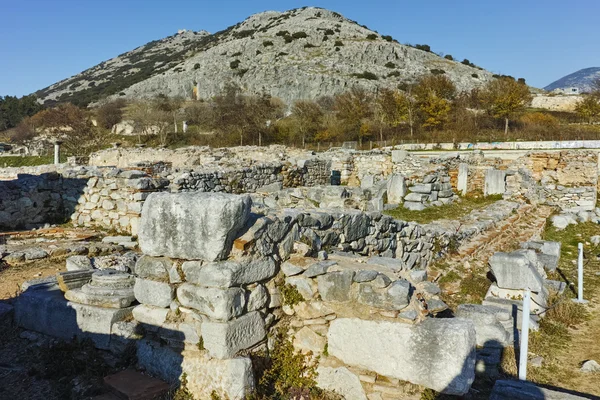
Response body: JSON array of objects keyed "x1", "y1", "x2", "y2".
[
  {"x1": 134, "y1": 278, "x2": 175, "y2": 308},
  {"x1": 57, "y1": 270, "x2": 94, "y2": 292},
  {"x1": 489, "y1": 252, "x2": 544, "y2": 292},
  {"x1": 357, "y1": 280, "x2": 410, "y2": 311},
  {"x1": 202, "y1": 311, "x2": 266, "y2": 359},
  {"x1": 411, "y1": 184, "x2": 433, "y2": 194},
  {"x1": 386, "y1": 175, "x2": 408, "y2": 204},
  {"x1": 457, "y1": 163, "x2": 468, "y2": 195},
  {"x1": 327, "y1": 318, "x2": 476, "y2": 395},
  {"x1": 132, "y1": 304, "x2": 169, "y2": 330},
  {"x1": 484, "y1": 169, "x2": 506, "y2": 196},
  {"x1": 303, "y1": 260, "x2": 336, "y2": 278},
  {"x1": 247, "y1": 284, "x2": 269, "y2": 311},
  {"x1": 392, "y1": 150, "x2": 408, "y2": 163},
  {"x1": 177, "y1": 284, "x2": 245, "y2": 321},
  {"x1": 65, "y1": 270, "x2": 136, "y2": 309},
  {"x1": 353, "y1": 269, "x2": 379, "y2": 283},
  {"x1": 285, "y1": 276, "x2": 316, "y2": 300},
  {"x1": 294, "y1": 326, "x2": 327, "y2": 355},
  {"x1": 317, "y1": 271, "x2": 354, "y2": 302},
  {"x1": 134, "y1": 255, "x2": 172, "y2": 280},
  {"x1": 551, "y1": 214, "x2": 577, "y2": 230},
  {"x1": 24, "y1": 248, "x2": 49, "y2": 260},
  {"x1": 455, "y1": 304, "x2": 512, "y2": 347},
  {"x1": 139, "y1": 192, "x2": 251, "y2": 261},
  {"x1": 137, "y1": 340, "x2": 255, "y2": 399},
  {"x1": 404, "y1": 192, "x2": 428, "y2": 202},
  {"x1": 403, "y1": 201, "x2": 426, "y2": 211},
  {"x1": 183, "y1": 258, "x2": 276, "y2": 288},
  {"x1": 293, "y1": 301, "x2": 335, "y2": 319},
  {"x1": 490, "y1": 379, "x2": 588, "y2": 400},
  {"x1": 281, "y1": 261, "x2": 304, "y2": 276},
  {"x1": 316, "y1": 366, "x2": 367, "y2": 400},
  {"x1": 66, "y1": 255, "x2": 93, "y2": 271},
  {"x1": 580, "y1": 359, "x2": 600, "y2": 373},
  {"x1": 15, "y1": 286, "x2": 133, "y2": 350}
]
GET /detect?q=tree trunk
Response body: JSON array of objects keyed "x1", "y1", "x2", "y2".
[
  {"x1": 302, "y1": 134, "x2": 305, "y2": 149},
  {"x1": 504, "y1": 117, "x2": 509, "y2": 135},
  {"x1": 259, "y1": 131, "x2": 262, "y2": 147},
  {"x1": 173, "y1": 116, "x2": 177, "y2": 134},
  {"x1": 240, "y1": 132, "x2": 243, "y2": 146}
]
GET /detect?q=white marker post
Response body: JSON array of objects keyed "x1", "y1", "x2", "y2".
[
  {"x1": 573, "y1": 243, "x2": 588, "y2": 304},
  {"x1": 519, "y1": 289, "x2": 531, "y2": 381},
  {"x1": 53, "y1": 140, "x2": 62, "y2": 165}
]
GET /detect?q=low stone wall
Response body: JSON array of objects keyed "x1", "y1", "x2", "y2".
[
  {"x1": 0, "y1": 172, "x2": 85, "y2": 230},
  {"x1": 505, "y1": 151, "x2": 598, "y2": 211},
  {"x1": 70, "y1": 169, "x2": 169, "y2": 235},
  {"x1": 170, "y1": 159, "x2": 331, "y2": 194}
]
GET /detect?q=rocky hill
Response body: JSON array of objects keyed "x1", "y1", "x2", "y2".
[
  {"x1": 544, "y1": 67, "x2": 600, "y2": 93},
  {"x1": 36, "y1": 7, "x2": 494, "y2": 107}
]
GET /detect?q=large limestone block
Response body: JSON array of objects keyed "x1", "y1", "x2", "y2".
[
  {"x1": 201, "y1": 311, "x2": 266, "y2": 359},
  {"x1": 489, "y1": 252, "x2": 544, "y2": 292},
  {"x1": 327, "y1": 318, "x2": 476, "y2": 395},
  {"x1": 316, "y1": 366, "x2": 367, "y2": 400},
  {"x1": 139, "y1": 192, "x2": 251, "y2": 261},
  {"x1": 386, "y1": 175, "x2": 408, "y2": 204},
  {"x1": 182, "y1": 257, "x2": 277, "y2": 288},
  {"x1": 137, "y1": 340, "x2": 255, "y2": 399},
  {"x1": 177, "y1": 283, "x2": 245, "y2": 321}
]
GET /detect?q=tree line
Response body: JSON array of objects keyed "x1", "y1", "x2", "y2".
[{"x1": 3, "y1": 75, "x2": 600, "y2": 155}]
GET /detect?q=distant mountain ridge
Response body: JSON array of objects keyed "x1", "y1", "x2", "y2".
[
  {"x1": 544, "y1": 67, "x2": 600, "y2": 93},
  {"x1": 36, "y1": 7, "x2": 494, "y2": 107}
]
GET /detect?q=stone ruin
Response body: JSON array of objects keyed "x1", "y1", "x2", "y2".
[
  {"x1": 13, "y1": 191, "x2": 478, "y2": 398},
  {"x1": 2, "y1": 145, "x2": 599, "y2": 399}
]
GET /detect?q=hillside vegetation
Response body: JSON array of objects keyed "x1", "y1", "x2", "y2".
[{"x1": 35, "y1": 7, "x2": 494, "y2": 107}]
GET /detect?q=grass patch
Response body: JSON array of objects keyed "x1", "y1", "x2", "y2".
[
  {"x1": 0, "y1": 155, "x2": 67, "y2": 167},
  {"x1": 384, "y1": 194, "x2": 502, "y2": 224},
  {"x1": 543, "y1": 221, "x2": 600, "y2": 299}
]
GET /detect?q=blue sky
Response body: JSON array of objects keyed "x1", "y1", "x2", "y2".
[{"x1": 0, "y1": 0, "x2": 597, "y2": 97}]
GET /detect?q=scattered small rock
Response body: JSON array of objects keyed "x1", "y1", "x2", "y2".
[{"x1": 580, "y1": 360, "x2": 600, "y2": 373}]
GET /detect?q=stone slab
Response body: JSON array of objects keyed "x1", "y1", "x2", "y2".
[
  {"x1": 15, "y1": 286, "x2": 133, "y2": 350},
  {"x1": 327, "y1": 317, "x2": 476, "y2": 395},
  {"x1": 139, "y1": 192, "x2": 251, "y2": 261},
  {"x1": 182, "y1": 258, "x2": 276, "y2": 288},
  {"x1": 489, "y1": 252, "x2": 544, "y2": 292}
]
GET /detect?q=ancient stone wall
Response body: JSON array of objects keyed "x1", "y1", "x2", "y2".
[
  {"x1": 505, "y1": 151, "x2": 598, "y2": 211},
  {"x1": 0, "y1": 172, "x2": 84, "y2": 230}
]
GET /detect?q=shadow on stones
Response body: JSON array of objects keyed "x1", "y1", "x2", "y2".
[
  {"x1": 1, "y1": 283, "x2": 187, "y2": 399},
  {"x1": 0, "y1": 173, "x2": 88, "y2": 231}
]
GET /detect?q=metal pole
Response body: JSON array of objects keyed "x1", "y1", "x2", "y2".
[
  {"x1": 575, "y1": 243, "x2": 587, "y2": 303},
  {"x1": 519, "y1": 289, "x2": 531, "y2": 381}
]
